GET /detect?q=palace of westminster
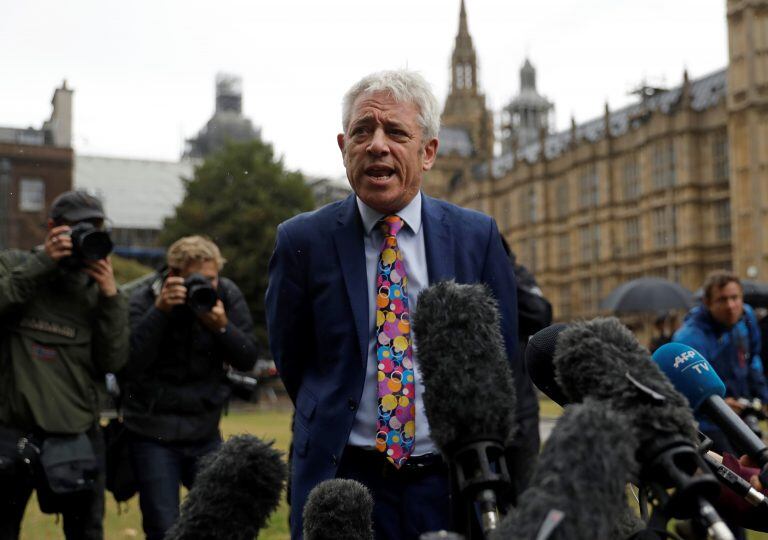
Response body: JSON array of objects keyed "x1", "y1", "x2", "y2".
[
  {"x1": 427, "y1": 0, "x2": 768, "y2": 321},
  {"x1": 2, "y1": 1, "x2": 766, "y2": 323}
]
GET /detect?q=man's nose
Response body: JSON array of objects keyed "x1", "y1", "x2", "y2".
[{"x1": 366, "y1": 128, "x2": 389, "y2": 155}]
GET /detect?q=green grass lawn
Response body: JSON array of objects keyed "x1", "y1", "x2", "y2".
[
  {"x1": 19, "y1": 407, "x2": 293, "y2": 540},
  {"x1": 18, "y1": 400, "x2": 768, "y2": 539}
]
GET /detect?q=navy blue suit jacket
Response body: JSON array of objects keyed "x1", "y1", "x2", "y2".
[{"x1": 266, "y1": 193, "x2": 531, "y2": 537}]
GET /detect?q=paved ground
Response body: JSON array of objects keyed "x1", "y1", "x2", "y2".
[{"x1": 540, "y1": 415, "x2": 557, "y2": 442}]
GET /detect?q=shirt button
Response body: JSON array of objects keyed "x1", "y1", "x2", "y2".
[{"x1": 348, "y1": 398, "x2": 357, "y2": 411}]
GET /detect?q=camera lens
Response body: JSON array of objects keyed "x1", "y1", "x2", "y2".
[
  {"x1": 185, "y1": 274, "x2": 218, "y2": 312},
  {"x1": 70, "y1": 222, "x2": 113, "y2": 261}
]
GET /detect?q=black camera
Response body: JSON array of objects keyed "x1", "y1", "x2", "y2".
[
  {"x1": 68, "y1": 222, "x2": 113, "y2": 261},
  {"x1": 737, "y1": 397, "x2": 766, "y2": 440},
  {"x1": 184, "y1": 273, "x2": 218, "y2": 312}
]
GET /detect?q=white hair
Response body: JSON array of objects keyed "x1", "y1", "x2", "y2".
[{"x1": 341, "y1": 70, "x2": 441, "y2": 141}]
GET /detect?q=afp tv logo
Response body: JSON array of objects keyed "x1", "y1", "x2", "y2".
[{"x1": 673, "y1": 349, "x2": 711, "y2": 375}]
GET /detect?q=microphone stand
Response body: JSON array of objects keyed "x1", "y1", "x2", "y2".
[
  {"x1": 633, "y1": 436, "x2": 733, "y2": 540},
  {"x1": 447, "y1": 438, "x2": 511, "y2": 539}
]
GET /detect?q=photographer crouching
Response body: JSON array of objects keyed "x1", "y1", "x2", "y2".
[
  {"x1": 121, "y1": 235, "x2": 258, "y2": 540},
  {"x1": 0, "y1": 191, "x2": 127, "y2": 540}
]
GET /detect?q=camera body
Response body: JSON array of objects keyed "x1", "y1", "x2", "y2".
[
  {"x1": 184, "y1": 273, "x2": 218, "y2": 312},
  {"x1": 68, "y1": 222, "x2": 113, "y2": 262},
  {"x1": 737, "y1": 397, "x2": 766, "y2": 440}
]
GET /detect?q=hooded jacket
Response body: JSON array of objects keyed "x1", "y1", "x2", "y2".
[
  {"x1": 673, "y1": 303, "x2": 768, "y2": 427},
  {"x1": 0, "y1": 249, "x2": 129, "y2": 433}
]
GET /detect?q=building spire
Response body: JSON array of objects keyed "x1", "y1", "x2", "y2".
[
  {"x1": 459, "y1": 0, "x2": 468, "y2": 37},
  {"x1": 450, "y1": 0, "x2": 478, "y2": 95}
]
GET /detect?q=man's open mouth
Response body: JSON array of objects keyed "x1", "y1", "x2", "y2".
[{"x1": 365, "y1": 166, "x2": 395, "y2": 181}]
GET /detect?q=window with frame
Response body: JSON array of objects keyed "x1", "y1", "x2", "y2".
[
  {"x1": 556, "y1": 180, "x2": 569, "y2": 218},
  {"x1": 500, "y1": 197, "x2": 512, "y2": 231},
  {"x1": 528, "y1": 186, "x2": 537, "y2": 223},
  {"x1": 455, "y1": 63, "x2": 472, "y2": 90},
  {"x1": 623, "y1": 156, "x2": 640, "y2": 201},
  {"x1": 712, "y1": 131, "x2": 729, "y2": 184},
  {"x1": 19, "y1": 178, "x2": 45, "y2": 212},
  {"x1": 652, "y1": 206, "x2": 677, "y2": 248},
  {"x1": 581, "y1": 278, "x2": 596, "y2": 313},
  {"x1": 580, "y1": 224, "x2": 600, "y2": 263},
  {"x1": 558, "y1": 232, "x2": 570, "y2": 268},
  {"x1": 518, "y1": 186, "x2": 537, "y2": 225},
  {"x1": 527, "y1": 237, "x2": 537, "y2": 273},
  {"x1": 558, "y1": 284, "x2": 572, "y2": 319},
  {"x1": 579, "y1": 165, "x2": 599, "y2": 209},
  {"x1": 715, "y1": 200, "x2": 731, "y2": 242},
  {"x1": 652, "y1": 141, "x2": 676, "y2": 190},
  {"x1": 625, "y1": 217, "x2": 641, "y2": 256}
]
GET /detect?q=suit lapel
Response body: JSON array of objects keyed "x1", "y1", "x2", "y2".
[
  {"x1": 422, "y1": 194, "x2": 455, "y2": 283},
  {"x1": 332, "y1": 195, "x2": 370, "y2": 367}
]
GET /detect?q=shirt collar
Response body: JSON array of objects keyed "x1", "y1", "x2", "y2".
[{"x1": 356, "y1": 191, "x2": 422, "y2": 236}]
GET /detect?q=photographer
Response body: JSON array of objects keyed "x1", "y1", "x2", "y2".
[
  {"x1": 0, "y1": 191, "x2": 128, "y2": 540},
  {"x1": 121, "y1": 235, "x2": 258, "y2": 540}
]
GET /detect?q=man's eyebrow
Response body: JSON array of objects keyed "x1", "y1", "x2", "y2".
[
  {"x1": 350, "y1": 114, "x2": 409, "y2": 129},
  {"x1": 350, "y1": 113, "x2": 376, "y2": 127},
  {"x1": 383, "y1": 118, "x2": 410, "y2": 130}
]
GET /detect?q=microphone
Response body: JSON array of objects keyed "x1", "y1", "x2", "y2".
[
  {"x1": 530, "y1": 329, "x2": 768, "y2": 513},
  {"x1": 702, "y1": 451, "x2": 768, "y2": 510},
  {"x1": 525, "y1": 323, "x2": 570, "y2": 407},
  {"x1": 164, "y1": 435, "x2": 287, "y2": 540},
  {"x1": 528, "y1": 319, "x2": 732, "y2": 540},
  {"x1": 413, "y1": 281, "x2": 517, "y2": 538},
  {"x1": 492, "y1": 398, "x2": 640, "y2": 540},
  {"x1": 652, "y1": 342, "x2": 768, "y2": 487},
  {"x1": 302, "y1": 478, "x2": 374, "y2": 540}
]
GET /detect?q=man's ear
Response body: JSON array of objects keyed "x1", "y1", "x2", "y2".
[
  {"x1": 337, "y1": 133, "x2": 346, "y2": 154},
  {"x1": 421, "y1": 138, "x2": 439, "y2": 171}
]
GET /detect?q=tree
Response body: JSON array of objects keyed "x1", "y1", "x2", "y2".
[{"x1": 160, "y1": 140, "x2": 315, "y2": 350}]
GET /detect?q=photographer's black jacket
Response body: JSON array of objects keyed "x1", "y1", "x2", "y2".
[{"x1": 122, "y1": 275, "x2": 258, "y2": 442}]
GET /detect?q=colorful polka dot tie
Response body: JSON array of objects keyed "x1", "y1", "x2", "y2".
[{"x1": 375, "y1": 215, "x2": 416, "y2": 468}]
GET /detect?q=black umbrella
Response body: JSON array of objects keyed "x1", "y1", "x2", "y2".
[
  {"x1": 600, "y1": 277, "x2": 694, "y2": 313},
  {"x1": 693, "y1": 279, "x2": 768, "y2": 308}
]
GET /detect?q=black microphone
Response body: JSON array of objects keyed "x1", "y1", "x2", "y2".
[
  {"x1": 525, "y1": 322, "x2": 569, "y2": 406},
  {"x1": 528, "y1": 319, "x2": 732, "y2": 540},
  {"x1": 413, "y1": 281, "x2": 517, "y2": 538},
  {"x1": 701, "y1": 451, "x2": 768, "y2": 510},
  {"x1": 302, "y1": 478, "x2": 374, "y2": 540},
  {"x1": 164, "y1": 435, "x2": 287, "y2": 540},
  {"x1": 492, "y1": 398, "x2": 640, "y2": 540},
  {"x1": 652, "y1": 342, "x2": 768, "y2": 487}
]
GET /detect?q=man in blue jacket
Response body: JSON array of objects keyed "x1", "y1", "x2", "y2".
[
  {"x1": 674, "y1": 270, "x2": 768, "y2": 454},
  {"x1": 266, "y1": 70, "x2": 537, "y2": 539}
]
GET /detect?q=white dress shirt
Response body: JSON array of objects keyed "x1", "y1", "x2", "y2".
[{"x1": 347, "y1": 191, "x2": 437, "y2": 456}]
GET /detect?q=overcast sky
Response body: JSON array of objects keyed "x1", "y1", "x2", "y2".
[{"x1": 1, "y1": 0, "x2": 728, "y2": 179}]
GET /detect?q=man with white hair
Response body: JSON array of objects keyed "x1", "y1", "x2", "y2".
[{"x1": 266, "y1": 70, "x2": 535, "y2": 539}]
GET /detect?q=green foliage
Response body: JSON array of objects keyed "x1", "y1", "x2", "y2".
[
  {"x1": 111, "y1": 255, "x2": 153, "y2": 285},
  {"x1": 159, "y1": 140, "x2": 315, "y2": 349}
]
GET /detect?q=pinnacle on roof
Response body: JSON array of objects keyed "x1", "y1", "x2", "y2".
[{"x1": 520, "y1": 58, "x2": 536, "y2": 91}]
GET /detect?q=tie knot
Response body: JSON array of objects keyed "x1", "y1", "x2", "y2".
[{"x1": 379, "y1": 215, "x2": 404, "y2": 237}]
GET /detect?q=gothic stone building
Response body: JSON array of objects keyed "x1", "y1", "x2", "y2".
[{"x1": 426, "y1": 0, "x2": 768, "y2": 321}]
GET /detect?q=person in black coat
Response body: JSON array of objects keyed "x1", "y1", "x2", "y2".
[
  {"x1": 121, "y1": 235, "x2": 258, "y2": 540},
  {"x1": 499, "y1": 236, "x2": 552, "y2": 503}
]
